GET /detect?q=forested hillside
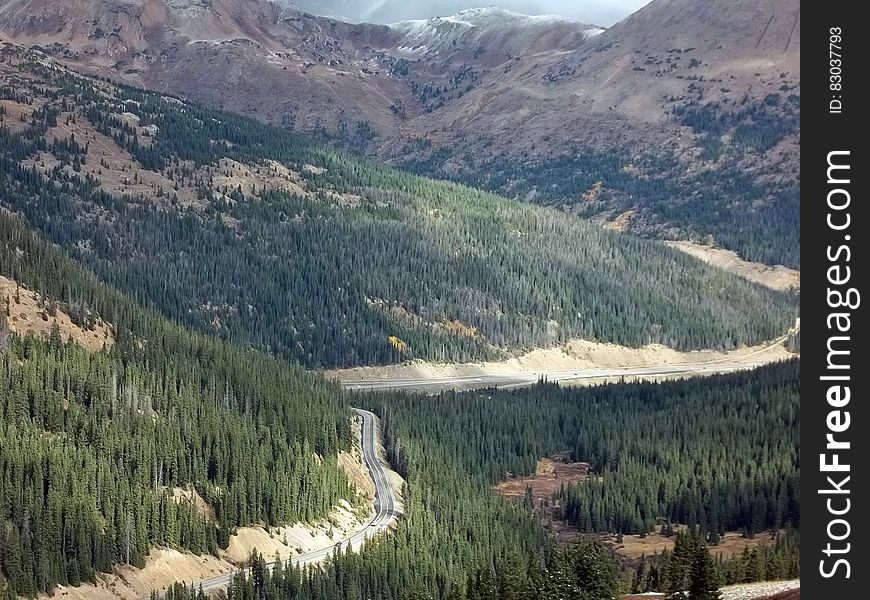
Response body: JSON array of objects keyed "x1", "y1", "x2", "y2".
[
  {"x1": 0, "y1": 198, "x2": 799, "y2": 597},
  {"x1": 368, "y1": 360, "x2": 799, "y2": 537},
  {"x1": 0, "y1": 211, "x2": 355, "y2": 596},
  {"x1": 405, "y1": 137, "x2": 800, "y2": 268},
  {"x1": 0, "y1": 45, "x2": 797, "y2": 368},
  {"x1": 146, "y1": 361, "x2": 799, "y2": 600}
]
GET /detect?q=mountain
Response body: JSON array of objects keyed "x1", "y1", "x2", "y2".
[
  {"x1": 0, "y1": 0, "x2": 600, "y2": 135},
  {"x1": 0, "y1": 0, "x2": 408, "y2": 133},
  {"x1": 390, "y1": 8, "x2": 601, "y2": 58},
  {"x1": 0, "y1": 178, "x2": 357, "y2": 595},
  {"x1": 0, "y1": 42, "x2": 795, "y2": 369},
  {"x1": 288, "y1": 0, "x2": 608, "y2": 25},
  {"x1": 0, "y1": 0, "x2": 800, "y2": 265},
  {"x1": 392, "y1": 0, "x2": 800, "y2": 267},
  {"x1": 287, "y1": 0, "x2": 396, "y2": 23}
]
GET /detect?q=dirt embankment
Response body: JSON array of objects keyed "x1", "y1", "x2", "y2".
[
  {"x1": 621, "y1": 580, "x2": 799, "y2": 600},
  {"x1": 720, "y1": 580, "x2": 800, "y2": 600},
  {"x1": 328, "y1": 336, "x2": 794, "y2": 386},
  {"x1": 222, "y1": 499, "x2": 368, "y2": 565},
  {"x1": 47, "y1": 549, "x2": 232, "y2": 600},
  {"x1": 41, "y1": 508, "x2": 373, "y2": 600},
  {"x1": 327, "y1": 244, "x2": 799, "y2": 390},
  {"x1": 665, "y1": 241, "x2": 800, "y2": 293},
  {"x1": 39, "y1": 414, "x2": 394, "y2": 600}
]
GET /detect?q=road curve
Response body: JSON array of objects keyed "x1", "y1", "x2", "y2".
[
  {"x1": 168, "y1": 408, "x2": 399, "y2": 596},
  {"x1": 339, "y1": 336, "x2": 793, "y2": 394}
]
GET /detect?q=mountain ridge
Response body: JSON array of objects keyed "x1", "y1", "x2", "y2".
[{"x1": 0, "y1": 0, "x2": 800, "y2": 265}]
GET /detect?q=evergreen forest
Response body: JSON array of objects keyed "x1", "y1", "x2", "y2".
[
  {"x1": 0, "y1": 42, "x2": 800, "y2": 600},
  {"x1": 0, "y1": 211, "x2": 354, "y2": 596},
  {"x1": 400, "y1": 94, "x2": 800, "y2": 269},
  {"x1": 143, "y1": 360, "x2": 800, "y2": 600},
  {"x1": 0, "y1": 207, "x2": 800, "y2": 598},
  {"x1": 0, "y1": 47, "x2": 796, "y2": 369}
]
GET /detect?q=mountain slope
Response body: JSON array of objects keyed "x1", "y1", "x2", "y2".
[
  {"x1": 394, "y1": 0, "x2": 800, "y2": 266},
  {"x1": 0, "y1": 0, "x2": 409, "y2": 134},
  {"x1": 0, "y1": 0, "x2": 600, "y2": 135},
  {"x1": 0, "y1": 0, "x2": 799, "y2": 266},
  {"x1": 390, "y1": 8, "x2": 601, "y2": 58},
  {"x1": 0, "y1": 192, "x2": 358, "y2": 595},
  {"x1": 0, "y1": 43, "x2": 796, "y2": 368},
  {"x1": 289, "y1": 0, "x2": 618, "y2": 25}
]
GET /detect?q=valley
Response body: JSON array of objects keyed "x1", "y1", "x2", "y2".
[{"x1": 0, "y1": 1, "x2": 801, "y2": 599}]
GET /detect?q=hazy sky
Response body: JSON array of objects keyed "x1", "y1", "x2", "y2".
[{"x1": 291, "y1": 1, "x2": 653, "y2": 27}]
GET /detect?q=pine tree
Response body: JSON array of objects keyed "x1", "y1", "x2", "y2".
[{"x1": 688, "y1": 542, "x2": 722, "y2": 600}]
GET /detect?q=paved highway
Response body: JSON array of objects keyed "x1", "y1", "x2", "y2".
[
  {"x1": 151, "y1": 337, "x2": 791, "y2": 595},
  {"x1": 174, "y1": 408, "x2": 399, "y2": 596},
  {"x1": 339, "y1": 336, "x2": 791, "y2": 394}
]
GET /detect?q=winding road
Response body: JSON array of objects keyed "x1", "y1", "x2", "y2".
[
  {"x1": 180, "y1": 408, "x2": 399, "y2": 596},
  {"x1": 155, "y1": 335, "x2": 793, "y2": 596}
]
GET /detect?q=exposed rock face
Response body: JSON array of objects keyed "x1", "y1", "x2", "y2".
[
  {"x1": 0, "y1": 0, "x2": 797, "y2": 148},
  {"x1": 0, "y1": 0, "x2": 602, "y2": 133}
]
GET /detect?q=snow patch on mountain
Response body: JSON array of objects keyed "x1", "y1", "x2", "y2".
[
  {"x1": 392, "y1": 7, "x2": 590, "y2": 30},
  {"x1": 390, "y1": 7, "x2": 602, "y2": 52}
]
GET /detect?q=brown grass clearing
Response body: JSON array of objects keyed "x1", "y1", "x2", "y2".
[
  {"x1": 608, "y1": 530, "x2": 777, "y2": 562},
  {"x1": 26, "y1": 116, "x2": 201, "y2": 208},
  {"x1": 493, "y1": 456, "x2": 589, "y2": 504},
  {"x1": 0, "y1": 97, "x2": 47, "y2": 133},
  {"x1": 212, "y1": 158, "x2": 308, "y2": 200},
  {"x1": 605, "y1": 209, "x2": 635, "y2": 232},
  {"x1": 1, "y1": 276, "x2": 115, "y2": 351},
  {"x1": 582, "y1": 180, "x2": 604, "y2": 202},
  {"x1": 8, "y1": 95, "x2": 341, "y2": 213}
]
